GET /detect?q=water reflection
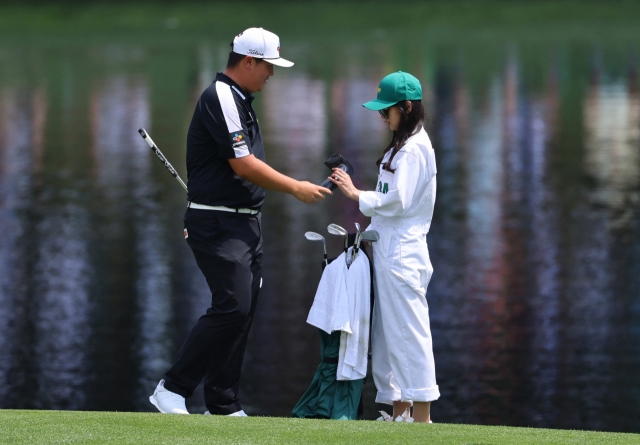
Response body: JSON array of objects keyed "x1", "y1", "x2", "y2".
[
  {"x1": 33, "y1": 203, "x2": 91, "y2": 409},
  {"x1": 525, "y1": 72, "x2": 561, "y2": 427},
  {"x1": 0, "y1": 43, "x2": 639, "y2": 432},
  {"x1": 462, "y1": 77, "x2": 508, "y2": 425},
  {"x1": 91, "y1": 76, "x2": 176, "y2": 409},
  {"x1": 0, "y1": 87, "x2": 38, "y2": 407},
  {"x1": 584, "y1": 76, "x2": 640, "y2": 225}
]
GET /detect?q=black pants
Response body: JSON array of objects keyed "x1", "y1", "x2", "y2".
[{"x1": 164, "y1": 208, "x2": 262, "y2": 415}]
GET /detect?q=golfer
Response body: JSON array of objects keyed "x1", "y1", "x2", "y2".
[
  {"x1": 329, "y1": 71, "x2": 439, "y2": 423},
  {"x1": 149, "y1": 27, "x2": 331, "y2": 416}
]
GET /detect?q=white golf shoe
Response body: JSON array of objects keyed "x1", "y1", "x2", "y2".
[
  {"x1": 149, "y1": 379, "x2": 189, "y2": 414},
  {"x1": 394, "y1": 410, "x2": 414, "y2": 423},
  {"x1": 377, "y1": 409, "x2": 433, "y2": 423},
  {"x1": 204, "y1": 409, "x2": 248, "y2": 417}
]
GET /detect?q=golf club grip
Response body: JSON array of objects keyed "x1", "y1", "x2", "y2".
[
  {"x1": 138, "y1": 128, "x2": 188, "y2": 192},
  {"x1": 320, "y1": 164, "x2": 347, "y2": 190},
  {"x1": 320, "y1": 178, "x2": 335, "y2": 190}
]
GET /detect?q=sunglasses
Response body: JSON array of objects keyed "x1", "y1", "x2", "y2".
[{"x1": 378, "y1": 107, "x2": 391, "y2": 119}]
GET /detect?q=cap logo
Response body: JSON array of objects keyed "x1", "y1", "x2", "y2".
[
  {"x1": 277, "y1": 46, "x2": 280, "y2": 53},
  {"x1": 248, "y1": 49, "x2": 264, "y2": 56}
]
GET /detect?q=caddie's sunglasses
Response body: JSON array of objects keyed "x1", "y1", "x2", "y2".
[{"x1": 378, "y1": 107, "x2": 391, "y2": 119}]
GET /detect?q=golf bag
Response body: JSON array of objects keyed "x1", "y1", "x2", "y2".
[{"x1": 292, "y1": 233, "x2": 374, "y2": 420}]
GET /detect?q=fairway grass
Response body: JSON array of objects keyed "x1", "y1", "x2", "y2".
[{"x1": 0, "y1": 410, "x2": 637, "y2": 445}]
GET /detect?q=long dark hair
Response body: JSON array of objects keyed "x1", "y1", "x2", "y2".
[{"x1": 376, "y1": 100, "x2": 425, "y2": 173}]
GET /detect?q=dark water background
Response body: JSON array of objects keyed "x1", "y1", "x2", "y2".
[{"x1": 1, "y1": 1, "x2": 640, "y2": 433}]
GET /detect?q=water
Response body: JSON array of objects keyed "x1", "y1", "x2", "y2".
[{"x1": 1, "y1": 13, "x2": 640, "y2": 433}]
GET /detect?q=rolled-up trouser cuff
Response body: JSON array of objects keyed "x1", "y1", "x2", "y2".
[
  {"x1": 402, "y1": 385, "x2": 440, "y2": 403},
  {"x1": 375, "y1": 386, "x2": 440, "y2": 405},
  {"x1": 375, "y1": 390, "x2": 402, "y2": 406}
]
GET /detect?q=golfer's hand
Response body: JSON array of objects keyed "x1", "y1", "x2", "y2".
[
  {"x1": 293, "y1": 181, "x2": 332, "y2": 204},
  {"x1": 329, "y1": 168, "x2": 360, "y2": 202}
]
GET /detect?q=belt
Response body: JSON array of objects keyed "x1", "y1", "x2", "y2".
[{"x1": 188, "y1": 202, "x2": 259, "y2": 215}]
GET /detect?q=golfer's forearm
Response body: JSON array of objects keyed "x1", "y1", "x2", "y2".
[{"x1": 229, "y1": 155, "x2": 300, "y2": 194}]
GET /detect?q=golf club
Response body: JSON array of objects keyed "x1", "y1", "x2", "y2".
[
  {"x1": 359, "y1": 230, "x2": 380, "y2": 243},
  {"x1": 356, "y1": 230, "x2": 380, "y2": 253},
  {"x1": 319, "y1": 154, "x2": 355, "y2": 191},
  {"x1": 305, "y1": 231, "x2": 327, "y2": 266},
  {"x1": 138, "y1": 128, "x2": 188, "y2": 192},
  {"x1": 351, "y1": 222, "x2": 361, "y2": 262},
  {"x1": 327, "y1": 223, "x2": 348, "y2": 253}
]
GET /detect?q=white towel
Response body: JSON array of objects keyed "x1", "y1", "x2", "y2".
[
  {"x1": 337, "y1": 249, "x2": 370, "y2": 381},
  {"x1": 306, "y1": 252, "x2": 351, "y2": 334},
  {"x1": 306, "y1": 247, "x2": 370, "y2": 381}
]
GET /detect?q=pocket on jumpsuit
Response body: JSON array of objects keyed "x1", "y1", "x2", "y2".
[{"x1": 388, "y1": 231, "x2": 433, "y2": 295}]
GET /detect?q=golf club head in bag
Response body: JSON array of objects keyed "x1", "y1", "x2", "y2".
[
  {"x1": 305, "y1": 231, "x2": 328, "y2": 267},
  {"x1": 320, "y1": 154, "x2": 355, "y2": 191},
  {"x1": 359, "y1": 230, "x2": 380, "y2": 243},
  {"x1": 327, "y1": 223, "x2": 349, "y2": 253}
]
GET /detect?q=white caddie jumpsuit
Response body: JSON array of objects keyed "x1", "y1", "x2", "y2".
[{"x1": 359, "y1": 126, "x2": 440, "y2": 405}]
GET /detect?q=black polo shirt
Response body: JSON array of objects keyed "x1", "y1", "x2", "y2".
[{"x1": 186, "y1": 72, "x2": 266, "y2": 209}]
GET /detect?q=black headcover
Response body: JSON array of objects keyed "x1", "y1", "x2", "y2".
[{"x1": 320, "y1": 154, "x2": 355, "y2": 191}]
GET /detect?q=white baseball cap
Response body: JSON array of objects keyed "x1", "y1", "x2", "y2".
[{"x1": 232, "y1": 27, "x2": 294, "y2": 68}]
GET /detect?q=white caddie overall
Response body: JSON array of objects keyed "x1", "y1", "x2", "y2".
[{"x1": 359, "y1": 126, "x2": 441, "y2": 405}]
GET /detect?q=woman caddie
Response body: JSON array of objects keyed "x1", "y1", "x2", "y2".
[{"x1": 329, "y1": 71, "x2": 440, "y2": 423}]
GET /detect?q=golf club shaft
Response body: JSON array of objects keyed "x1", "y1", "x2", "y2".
[
  {"x1": 353, "y1": 233, "x2": 360, "y2": 255},
  {"x1": 353, "y1": 223, "x2": 362, "y2": 257},
  {"x1": 355, "y1": 233, "x2": 366, "y2": 254},
  {"x1": 138, "y1": 128, "x2": 188, "y2": 192}
]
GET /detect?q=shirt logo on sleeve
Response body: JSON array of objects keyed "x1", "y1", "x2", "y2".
[
  {"x1": 377, "y1": 181, "x2": 389, "y2": 194},
  {"x1": 232, "y1": 133, "x2": 247, "y2": 149}
]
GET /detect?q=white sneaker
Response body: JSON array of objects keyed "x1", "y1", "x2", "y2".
[
  {"x1": 394, "y1": 409, "x2": 414, "y2": 423},
  {"x1": 149, "y1": 379, "x2": 189, "y2": 414},
  {"x1": 204, "y1": 409, "x2": 248, "y2": 417}
]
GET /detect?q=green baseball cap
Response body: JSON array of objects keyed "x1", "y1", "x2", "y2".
[{"x1": 363, "y1": 71, "x2": 422, "y2": 111}]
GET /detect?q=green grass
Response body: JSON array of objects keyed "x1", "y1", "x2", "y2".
[{"x1": 0, "y1": 410, "x2": 638, "y2": 445}]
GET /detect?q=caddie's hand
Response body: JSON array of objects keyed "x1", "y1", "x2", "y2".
[
  {"x1": 329, "y1": 168, "x2": 360, "y2": 202},
  {"x1": 293, "y1": 181, "x2": 332, "y2": 204}
]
